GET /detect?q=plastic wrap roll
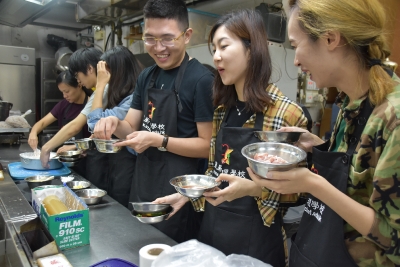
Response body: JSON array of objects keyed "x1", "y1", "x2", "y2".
[
  {"x1": 139, "y1": 244, "x2": 171, "y2": 267},
  {"x1": 42, "y1": 195, "x2": 69, "y2": 215}
]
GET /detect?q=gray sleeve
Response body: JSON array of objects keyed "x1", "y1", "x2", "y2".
[{"x1": 80, "y1": 84, "x2": 109, "y2": 116}]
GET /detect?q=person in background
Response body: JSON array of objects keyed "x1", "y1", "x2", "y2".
[
  {"x1": 40, "y1": 47, "x2": 103, "y2": 168},
  {"x1": 92, "y1": 0, "x2": 214, "y2": 243},
  {"x1": 154, "y1": 9, "x2": 308, "y2": 266},
  {"x1": 249, "y1": 0, "x2": 400, "y2": 266},
  {"x1": 84, "y1": 45, "x2": 143, "y2": 207},
  {"x1": 28, "y1": 70, "x2": 92, "y2": 152}
]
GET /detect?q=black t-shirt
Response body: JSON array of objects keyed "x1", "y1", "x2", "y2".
[{"x1": 131, "y1": 58, "x2": 214, "y2": 138}]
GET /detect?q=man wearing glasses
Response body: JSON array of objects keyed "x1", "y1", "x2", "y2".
[{"x1": 93, "y1": 0, "x2": 214, "y2": 243}]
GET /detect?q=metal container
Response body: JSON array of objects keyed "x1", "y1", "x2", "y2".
[
  {"x1": 20, "y1": 152, "x2": 63, "y2": 170},
  {"x1": 254, "y1": 131, "x2": 303, "y2": 144},
  {"x1": 58, "y1": 157, "x2": 81, "y2": 167},
  {"x1": 241, "y1": 142, "x2": 307, "y2": 178},
  {"x1": 74, "y1": 138, "x2": 94, "y2": 150},
  {"x1": 24, "y1": 175, "x2": 54, "y2": 189},
  {"x1": 131, "y1": 202, "x2": 170, "y2": 215},
  {"x1": 58, "y1": 150, "x2": 83, "y2": 158},
  {"x1": 92, "y1": 138, "x2": 123, "y2": 153},
  {"x1": 74, "y1": 189, "x2": 107, "y2": 205},
  {"x1": 132, "y1": 206, "x2": 173, "y2": 224},
  {"x1": 169, "y1": 175, "x2": 220, "y2": 198},
  {"x1": 0, "y1": 101, "x2": 13, "y2": 121},
  {"x1": 65, "y1": 180, "x2": 91, "y2": 191}
]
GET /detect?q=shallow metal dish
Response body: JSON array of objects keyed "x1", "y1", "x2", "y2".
[
  {"x1": 58, "y1": 156, "x2": 82, "y2": 162},
  {"x1": 169, "y1": 175, "x2": 220, "y2": 198},
  {"x1": 130, "y1": 202, "x2": 171, "y2": 215},
  {"x1": 25, "y1": 175, "x2": 54, "y2": 189},
  {"x1": 57, "y1": 150, "x2": 83, "y2": 158},
  {"x1": 254, "y1": 131, "x2": 303, "y2": 144},
  {"x1": 241, "y1": 142, "x2": 307, "y2": 178},
  {"x1": 132, "y1": 206, "x2": 174, "y2": 224},
  {"x1": 20, "y1": 152, "x2": 63, "y2": 170},
  {"x1": 74, "y1": 138, "x2": 94, "y2": 150},
  {"x1": 65, "y1": 180, "x2": 91, "y2": 191},
  {"x1": 74, "y1": 189, "x2": 107, "y2": 205},
  {"x1": 92, "y1": 138, "x2": 123, "y2": 153}
]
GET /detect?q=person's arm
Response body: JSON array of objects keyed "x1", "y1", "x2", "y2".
[
  {"x1": 40, "y1": 114, "x2": 87, "y2": 167},
  {"x1": 91, "y1": 61, "x2": 110, "y2": 111},
  {"x1": 28, "y1": 113, "x2": 57, "y2": 150}
]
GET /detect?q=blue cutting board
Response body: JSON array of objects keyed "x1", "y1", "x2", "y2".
[{"x1": 8, "y1": 162, "x2": 71, "y2": 180}]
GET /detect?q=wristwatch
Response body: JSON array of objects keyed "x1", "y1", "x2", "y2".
[{"x1": 157, "y1": 135, "x2": 169, "y2": 151}]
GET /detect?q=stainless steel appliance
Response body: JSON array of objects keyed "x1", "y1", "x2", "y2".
[{"x1": 0, "y1": 45, "x2": 36, "y2": 127}]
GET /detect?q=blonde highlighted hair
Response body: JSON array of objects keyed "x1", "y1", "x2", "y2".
[{"x1": 289, "y1": 0, "x2": 394, "y2": 106}]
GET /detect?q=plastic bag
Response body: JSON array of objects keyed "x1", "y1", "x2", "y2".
[
  {"x1": 5, "y1": 109, "x2": 31, "y2": 128},
  {"x1": 0, "y1": 121, "x2": 13, "y2": 129},
  {"x1": 151, "y1": 240, "x2": 272, "y2": 267}
]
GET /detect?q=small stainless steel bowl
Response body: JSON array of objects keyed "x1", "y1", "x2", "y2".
[
  {"x1": 254, "y1": 131, "x2": 303, "y2": 144},
  {"x1": 74, "y1": 189, "x2": 107, "y2": 205},
  {"x1": 132, "y1": 206, "x2": 174, "y2": 224},
  {"x1": 25, "y1": 175, "x2": 54, "y2": 190},
  {"x1": 58, "y1": 150, "x2": 83, "y2": 158},
  {"x1": 92, "y1": 139, "x2": 123, "y2": 153},
  {"x1": 58, "y1": 156, "x2": 82, "y2": 162},
  {"x1": 65, "y1": 180, "x2": 91, "y2": 191},
  {"x1": 74, "y1": 138, "x2": 94, "y2": 150},
  {"x1": 241, "y1": 142, "x2": 307, "y2": 178},
  {"x1": 169, "y1": 175, "x2": 220, "y2": 198},
  {"x1": 131, "y1": 202, "x2": 171, "y2": 215}
]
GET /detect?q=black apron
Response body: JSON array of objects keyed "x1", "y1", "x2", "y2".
[
  {"x1": 290, "y1": 99, "x2": 374, "y2": 267},
  {"x1": 62, "y1": 94, "x2": 89, "y2": 140},
  {"x1": 198, "y1": 110, "x2": 286, "y2": 267},
  {"x1": 130, "y1": 54, "x2": 200, "y2": 243}
]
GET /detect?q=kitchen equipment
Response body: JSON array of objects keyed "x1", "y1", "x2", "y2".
[
  {"x1": 132, "y1": 206, "x2": 174, "y2": 224},
  {"x1": 241, "y1": 142, "x2": 307, "y2": 178},
  {"x1": 131, "y1": 202, "x2": 171, "y2": 216},
  {"x1": 58, "y1": 150, "x2": 83, "y2": 157},
  {"x1": 65, "y1": 181, "x2": 91, "y2": 191},
  {"x1": 0, "y1": 101, "x2": 13, "y2": 121},
  {"x1": 74, "y1": 189, "x2": 107, "y2": 205},
  {"x1": 74, "y1": 138, "x2": 94, "y2": 150},
  {"x1": 25, "y1": 175, "x2": 54, "y2": 189},
  {"x1": 254, "y1": 131, "x2": 303, "y2": 144},
  {"x1": 8, "y1": 162, "x2": 71, "y2": 180},
  {"x1": 0, "y1": 45, "x2": 36, "y2": 127},
  {"x1": 58, "y1": 158, "x2": 81, "y2": 167},
  {"x1": 92, "y1": 138, "x2": 123, "y2": 153},
  {"x1": 20, "y1": 152, "x2": 63, "y2": 170},
  {"x1": 169, "y1": 175, "x2": 220, "y2": 198}
]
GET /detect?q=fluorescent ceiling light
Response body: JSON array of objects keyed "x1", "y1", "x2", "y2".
[{"x1": 25, "y1": 0, "x2": 53, "y2": 6}]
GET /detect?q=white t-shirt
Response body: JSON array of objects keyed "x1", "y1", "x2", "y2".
[{"x1": 80, "y1": 84, "x2": 109, "y2": 116}]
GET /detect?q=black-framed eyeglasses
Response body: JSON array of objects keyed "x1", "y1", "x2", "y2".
[{"x1": 142, "y1": 31, "x2": 186, "y2": 47}]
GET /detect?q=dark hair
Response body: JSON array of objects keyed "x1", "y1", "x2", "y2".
[
  {"x1": 143, "y1": 0, "x2": 189, "y2": 31},
  {"x1": 208, "y1": 9, "x2": 273, "y2": 112},
  {"x1": 68, "y1": 47, "x2": 102, "y2": 76},
  {"x1": 100, "y1": 46, "x2": 143, "y2": 109},
  {"x1": 56, "y1": 70, "x2": 79, "y2": 87}
]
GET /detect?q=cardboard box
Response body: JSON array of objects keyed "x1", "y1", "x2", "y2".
[{"x1": 32, "y1": 185, "x2": 90, "y2": 250}]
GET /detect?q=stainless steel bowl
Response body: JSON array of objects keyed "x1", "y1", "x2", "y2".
[
  {"x1": 25, "y1": 175, "x2": 54, "y2": 189},
  {"x1": 74, "y1": 189, "x2": 107, "y2": 205},
  {"x1": 169, "y1": 175, "x2": 221, "y2": 198},
  {"x1": 131, "y1": 202, "x2": 171, "y2": 215},
  {"x1": 74, "y1": 138, "x2": 94, "y2": 150},
  {"x1": 92, "y1": 139, "x2": 123, "y2": 153},
  {"x1": 20, "y1": 152, "x2": 63, "y2": 170},
  {"x1": 65, "y1": 180, "x2": 91, "y2": 191},
  {"x1": 254, "y1": 131, "x2": 303, "y2": 144},
  {"x1": 132, "y1": 206, "x2": 174, "y2": 224},
  {"x1": 58, "y1": 150, "x2": 83, "y2": 158},
  {"x1": 241, "y1": 142, "x2": 307, "y2": 178}
]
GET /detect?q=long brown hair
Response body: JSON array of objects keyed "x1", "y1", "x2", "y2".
[{"x1": 208, "y1": 9, "x2": 273, "y2": 112}]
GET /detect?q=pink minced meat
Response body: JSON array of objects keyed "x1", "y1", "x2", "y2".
[{"x1": 254, "y1": 152, "x2": 288, "y2": 164}]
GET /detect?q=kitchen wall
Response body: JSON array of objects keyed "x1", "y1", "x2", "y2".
[{"x1": 0, "y1": 24, "x2": 78, "y2": 59}]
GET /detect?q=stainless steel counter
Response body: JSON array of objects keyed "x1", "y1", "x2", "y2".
[{"x1": 0, "y1": 142, "x2": 177, "y2": 266}]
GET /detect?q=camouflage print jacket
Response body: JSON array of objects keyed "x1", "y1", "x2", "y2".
[{"x1": 331, "y1": 74, "x2": 400, "y2": 266}]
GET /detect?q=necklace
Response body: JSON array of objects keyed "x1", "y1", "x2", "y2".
[{"x1": 235, "y1": 105, "x2": 246, "y2": 116}]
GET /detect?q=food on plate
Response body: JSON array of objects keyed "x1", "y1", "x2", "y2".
[
  {"x1": 73, "y1": 185, "x2": 85, "y2": 189},
  {"x1": 254, "y1": 152, "x2": 288, "y2": 164},
  {"x1": 136, "y1": 211, "x2": 167, "y2": 217}
]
